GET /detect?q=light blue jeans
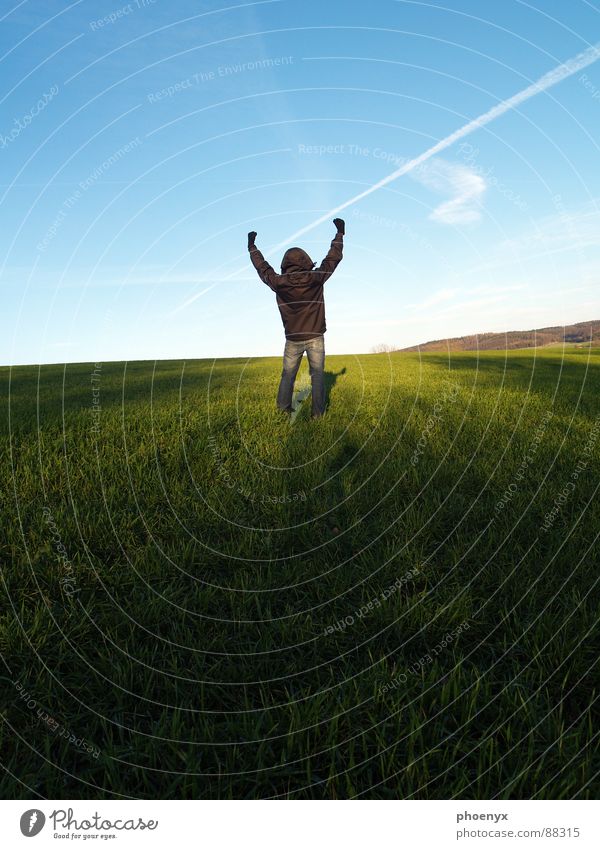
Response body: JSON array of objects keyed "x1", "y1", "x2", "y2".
[{"x1": 276, "y1": 335, "x2": 325, "y2": 417}]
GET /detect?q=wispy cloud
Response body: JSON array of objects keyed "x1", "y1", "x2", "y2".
[
  {"x1": 411, "y1": 158, "x2": 486, "y2": 224},
  {"x1": 407, "y1": 283, "x2": 524, "y2": 313},
  {"x1": 463, "y1": 200, "x2": 600, "y2": 276},
  {"x1": 498, "y1": 201, "x2": 600, "y2": 255},
  {"x1": 1, "y1": 268, "x2": 257, "y2": 290},
  {"x1": 407, "y1": 287, "x2": 461, "y2": 309},
  {"x1": 259, "y1": 40, "x2": 600, "y2": 251}
]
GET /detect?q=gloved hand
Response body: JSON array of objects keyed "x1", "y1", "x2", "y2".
[
  {"x1": 333, "y1": 218, "x2": 345, "y2": 235},
  {"x1": 247, "y1": 231, "x2": 257, "y2": 249}
]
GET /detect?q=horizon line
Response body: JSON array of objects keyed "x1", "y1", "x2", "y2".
[{"x1": 3, "y1": 317, "x2": 599, "y2": 369}]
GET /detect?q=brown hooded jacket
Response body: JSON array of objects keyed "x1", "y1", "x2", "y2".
[{"x1": 249, "y1": 233, "x2": 343, "y2": 340}]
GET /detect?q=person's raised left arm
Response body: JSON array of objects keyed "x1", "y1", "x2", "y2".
[{"x1": 248, "y1": 231, "x2": 281, "y2": 292}]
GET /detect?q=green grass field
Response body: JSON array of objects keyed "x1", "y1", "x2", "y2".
[{"x1": 1, "y1": 347, "x2": 599, "y2": 799}]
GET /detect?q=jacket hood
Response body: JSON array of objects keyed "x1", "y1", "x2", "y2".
[{"x1": 280, "y1": 247, "x2": 316, "y2": 272}]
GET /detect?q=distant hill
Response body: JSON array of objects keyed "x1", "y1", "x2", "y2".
[{"x1": 400, "y1": 320, "x2": 600, "y2": 352}]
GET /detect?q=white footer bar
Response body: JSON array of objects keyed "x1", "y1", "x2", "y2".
[{"x1": 1, "y1": 800, "x2": 598, "y2": 848}]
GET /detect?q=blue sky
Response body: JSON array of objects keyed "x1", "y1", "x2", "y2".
[{"x1": 2, "y1": 0, "x2": 600, "y2": 364}]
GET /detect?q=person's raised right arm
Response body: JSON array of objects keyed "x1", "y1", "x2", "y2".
[{"x1": 314, "y1": 219, "x2": 344, "y2": 283}]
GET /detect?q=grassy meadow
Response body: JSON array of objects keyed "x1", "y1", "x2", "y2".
[{"x1": 1, "y1": 346, "x2": 599, "y2": 799}]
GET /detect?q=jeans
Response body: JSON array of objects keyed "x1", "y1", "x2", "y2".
[{"x1": 276, "y1": 335, "x2": 325, "y2": 417}]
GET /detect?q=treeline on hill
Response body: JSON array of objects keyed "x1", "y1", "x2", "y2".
[{"x1": 397, "y1": 319, "x2": 600, "y2": 353}]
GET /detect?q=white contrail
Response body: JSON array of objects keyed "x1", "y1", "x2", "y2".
[{"x1": 173, "y1": 40, "x2": 600, "y2": 315}]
